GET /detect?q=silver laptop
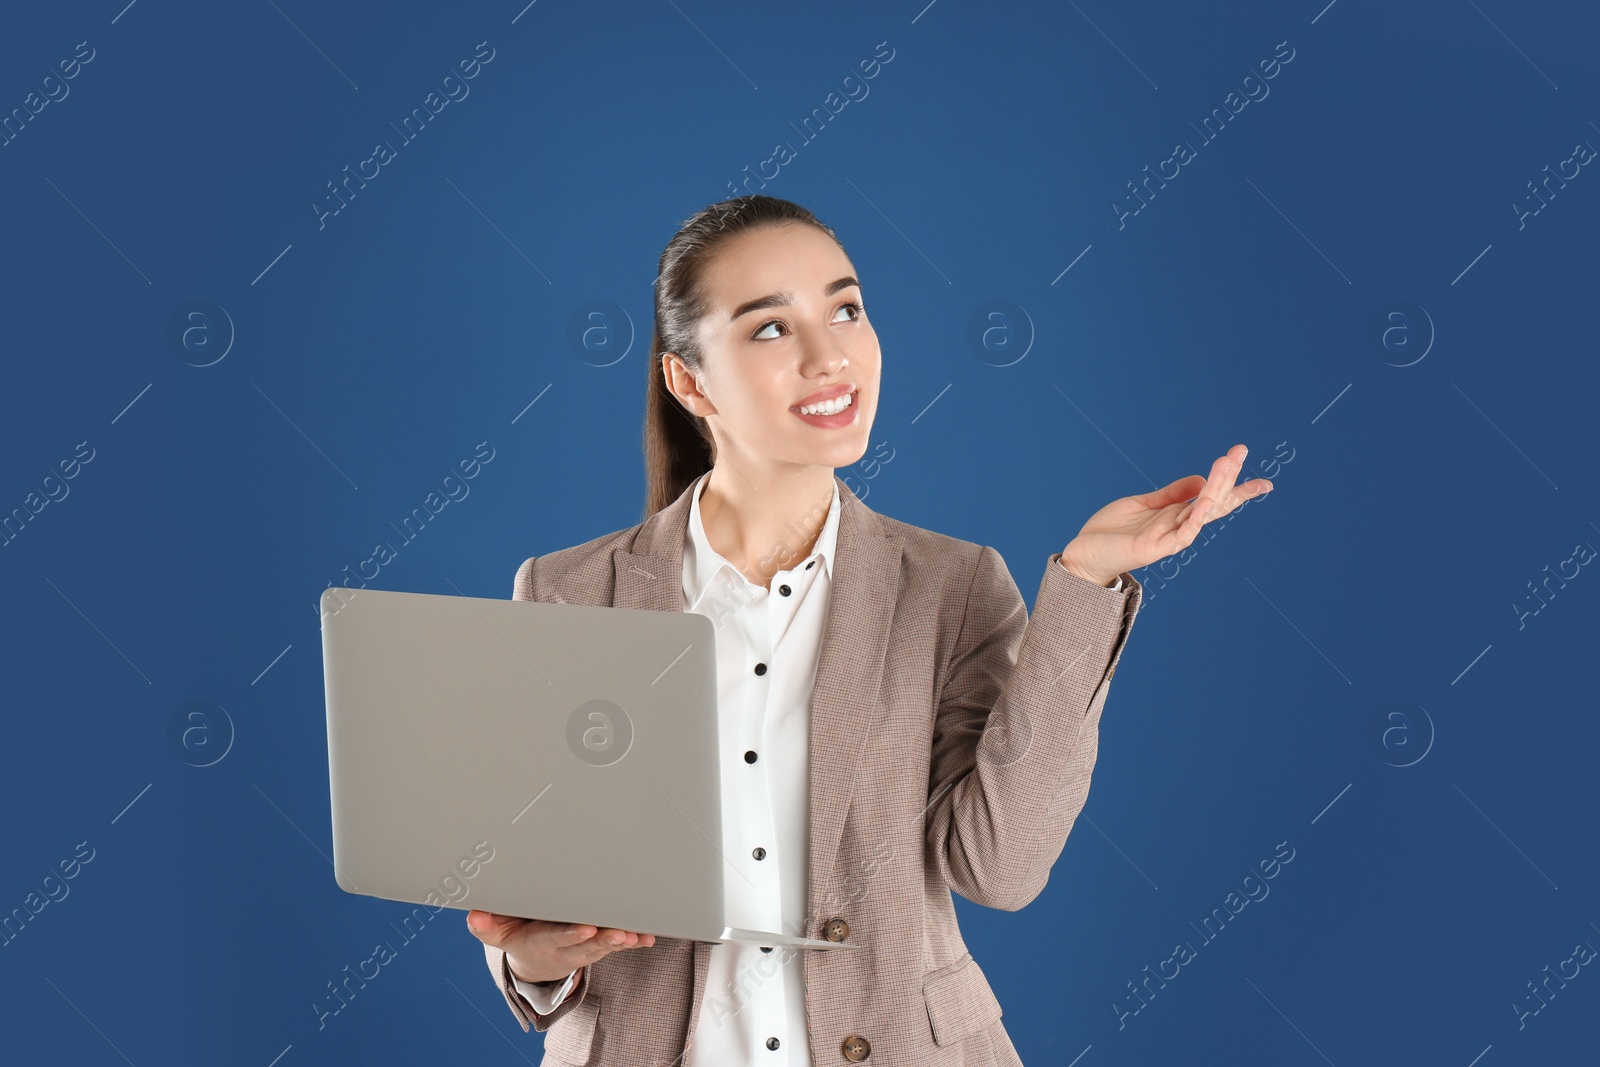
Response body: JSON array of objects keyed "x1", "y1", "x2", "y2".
[{"x1": 320, "y1": 584, "x2": 853, "y2": 951}]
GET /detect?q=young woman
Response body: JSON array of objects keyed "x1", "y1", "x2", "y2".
[{"x1": 467, "y1": 196, "x2": 1273, "y2": 1066}]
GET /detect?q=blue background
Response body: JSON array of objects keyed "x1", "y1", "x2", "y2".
[{"x1": 3, "y1": 0, "x2": 1596, "y2": 1063}]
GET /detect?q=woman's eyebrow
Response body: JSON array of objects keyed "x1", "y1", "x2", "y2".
[{"x1": 729, "y1": 276, "x2": 860, "y2": 323}]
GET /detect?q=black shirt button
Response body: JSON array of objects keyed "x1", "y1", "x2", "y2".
[
  {"x1": 760, "y1": 946, "x2": 773, "y2": 953},
  {"x1": 767, "y1": 1037, "x2": 781, "y2": 1050},
  {"x1": 752, "y1": 846, "x2": 766, "y2": 860},
  {"x1": 754, "y1": 662, "x2": 767, "y2": 676},
  {"x1": 806, "y1": 560, "x2": 815, "y2": 569},
  {"x1": 744, "y1": 750, "x2": 758, "y2": 763},
  {"x1": 779, "y1": 584, "x2": 791, "y2": 596}
]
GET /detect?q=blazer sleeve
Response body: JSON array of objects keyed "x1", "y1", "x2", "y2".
[
  {"x1": 923, "y1": 545, "x2": 1141, "y2": 911},
  {"x1": 480, "y1": 553, "x2": 597, "y2": 1033}
]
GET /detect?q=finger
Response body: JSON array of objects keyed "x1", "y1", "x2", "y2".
[
  {"x1": 1198, "y1": 479, "x2": 1275, "y2": 535},
  {"x1": 467, "y1": 912, "x2": 591, "y2": 955},
  {"x1": 1149, "y1": 498, "x2": 1206, "y2": 560},
  {"x1": 1144, "y1": 447, "x2": 1250, "y2": 537},
  {"x1": 1210, "y1": 472, "x2": 1275, "y2": 520},
  {"x1": 560, "y1": 927, "x2": 642, "y2": 966},
  {"x1": 552, "y1": 923, "x2": 648, "y2": 965},
  {"x1": 1194, "y1": 444, "x2": 1246, "y2": 519},
  {"x1": 509, "y1": 923, "x2": 605, "y2": 979},
  {"x1": 592, "y1": 927, "x2": 656, "y2": 949},
  {"x1": 1227, "y1": 477, "x2": 1273, "y2": 510},
  {"x1": 595, "y1": 927, "x2": 636, "y2": 948},
  {"x1": 1134, "y1": 474, "x2": 1208, "y2": 510},
  {"x1": 465, "y1": 910, "x2": 533, "y2": 947}
]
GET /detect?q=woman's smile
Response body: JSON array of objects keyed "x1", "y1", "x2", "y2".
[{"x1": 791, "y1": 384, "x2": 859, "y2": 428}]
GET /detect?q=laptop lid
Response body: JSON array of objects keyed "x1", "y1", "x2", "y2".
[{"x1": 321, "y1": 584, "x2": 735, "y2": 941}]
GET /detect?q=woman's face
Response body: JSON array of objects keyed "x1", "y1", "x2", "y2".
[{"x1": 665, "y1": 222, "x2": 880, "y2": 474}]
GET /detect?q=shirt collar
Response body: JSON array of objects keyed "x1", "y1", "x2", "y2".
[{"x1": 683, "y1": 469, "x2": 841, "y2": 608}]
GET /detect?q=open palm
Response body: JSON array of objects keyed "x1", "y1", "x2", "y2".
[{"x1": 1064, "y1": 444, "x2": 1274, "y2": 585}]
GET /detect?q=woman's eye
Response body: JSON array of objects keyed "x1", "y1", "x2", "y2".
[{"x1": 751, "y1": 301, "x2": 864, "y2": 341}]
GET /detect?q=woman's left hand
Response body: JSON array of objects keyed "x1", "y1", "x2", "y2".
[{"x1": 1060, "y1": 443, "x2": 1274, "y2": 586}]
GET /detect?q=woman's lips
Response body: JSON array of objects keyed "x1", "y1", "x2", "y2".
[{"x1": 791, "y1": 391, "x2": 859, "y2": 428}]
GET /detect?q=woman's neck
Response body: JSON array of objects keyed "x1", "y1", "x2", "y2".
[{"x1": 698, "y1": 464, "x2": 835, "y2": 585}]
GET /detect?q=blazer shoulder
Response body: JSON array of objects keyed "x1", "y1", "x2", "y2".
[
  {"x1": 511, "y1": 521, "x2": 645, "y2": 601},
  {"x1": 873, "y1": 512, "x2": 987, "y2": 566},
  {"x1": 869, "y1": 513, "x2": 1001, "y2": 597}
]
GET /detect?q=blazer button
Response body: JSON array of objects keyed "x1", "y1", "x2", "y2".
[
  {"x1": 841, "y1": 1034, "x2": 870, "y2": 1061},
  {"x1": 824, "y1": 917, "x2": 849, "y2": 942}
]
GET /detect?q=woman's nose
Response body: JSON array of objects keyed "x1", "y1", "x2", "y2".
[{"x1": 799, "y1": 337, "x2": 849, "y2": 373}]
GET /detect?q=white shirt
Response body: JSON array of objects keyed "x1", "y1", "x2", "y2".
[{"x1": 511, "y1": 472, "x2": 1121, "y2": 1059}]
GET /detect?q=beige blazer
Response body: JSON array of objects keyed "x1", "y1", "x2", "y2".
[{"x1": 483, "y1": 474, "x2": 1143, "y2": 1066}]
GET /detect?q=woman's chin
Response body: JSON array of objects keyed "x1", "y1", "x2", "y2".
[{"x1": 820, "y1": 445, "x2": 872, "y2": 473}]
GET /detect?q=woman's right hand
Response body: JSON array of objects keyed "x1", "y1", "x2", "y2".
[{"x1": 466, "y1": 910, "x2": 657, "y2": 983}]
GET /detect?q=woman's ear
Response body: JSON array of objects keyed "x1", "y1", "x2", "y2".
[{"x1": 663, "y1": 352, "x2": 716, "y2": 417}]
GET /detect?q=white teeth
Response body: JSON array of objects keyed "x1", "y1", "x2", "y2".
[{"x1": 798, "y1": 391, "x2": 854, "y2": 416}]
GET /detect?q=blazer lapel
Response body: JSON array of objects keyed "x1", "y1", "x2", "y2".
[
  {"x1": 611, "y1": 485, "x2": 693, "y2": 614},
  {"x1": 803, "y1": 483, "x2": 902, "y2": 927},
  {"x1": 609, "y1": 474, "x2": 904, "y2": 1054}
]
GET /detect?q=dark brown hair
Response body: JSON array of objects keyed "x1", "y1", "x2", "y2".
[{"x1": 643, "y1": 195, "x2": 846, "y2": 518}]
